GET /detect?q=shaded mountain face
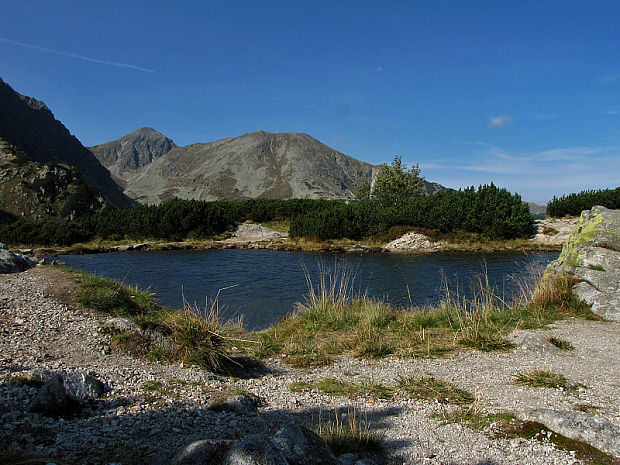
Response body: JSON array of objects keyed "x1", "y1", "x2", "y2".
[
  {"x1": 94, "y1": 130, "x2": 380, "y2": 204},
  {"x1": 88, "y1": 127, "x2": 176, "y2": 187},
  {"x1": 0, "y1": 78, "x2": 134, "y2": 209}
]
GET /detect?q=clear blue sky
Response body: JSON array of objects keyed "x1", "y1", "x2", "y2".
[{"x1": 1, "y1": 0, "x2": 619, "y2": 204}]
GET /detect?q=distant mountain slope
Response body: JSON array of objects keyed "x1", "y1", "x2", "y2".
[
  {"x1": 92, "y1": 129, "x2": 444, "y2": 204},
  {"x1": 88, "y1": 127, "x2": 176, "y2": 187},
  {"x1": 95, "y1": 130, "x2": 376, "y2": 203},
  {"x1": 0, "y1": 78, "x2": 134, "y2": 209}
]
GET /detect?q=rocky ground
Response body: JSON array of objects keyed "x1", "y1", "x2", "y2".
[{"x1": 2, "y1": 266, "x2": 619, "y2": 464}]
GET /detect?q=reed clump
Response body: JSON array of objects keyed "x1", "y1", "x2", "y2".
[{"x1": 315, "y1": 406, "x2": 385, "y2": 458}]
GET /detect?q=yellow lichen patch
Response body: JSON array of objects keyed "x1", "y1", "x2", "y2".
[{"x1": 556, "y1": 211, "x2": 604, "y2": 268}]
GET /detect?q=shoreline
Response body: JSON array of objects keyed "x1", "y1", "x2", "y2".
[
  {"x1": 1, "y1": 266, "x2": 618, "y2": 464},
  {"x1": 21, "y1": 237, "x2": 562, "y2": 258}
]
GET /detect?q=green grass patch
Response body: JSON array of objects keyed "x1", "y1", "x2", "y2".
[
  {"x1": 435, "y1": 408, "x2": 516, "y2": 429},
  {"x1": 513, "y1": 369, "x2": 570, "y2": 389},
  {"x1": 397, "y1": 375, "x2": 474, "y2": 404},
  {"x1": 255, "y1": 268, "x2": 596, "y2": 366},
  {"x1": 548, "y1": 336, "x2": 575, "y2": 351},
  {"x1": 141, "y1": 381, "x2": 164, "y2": 392},
  {"x1": 316, "y1": 407, "x2": 385, "y2": 459},
  {"x1": 289, "y1": 381, "x2": 313, "y2": 392}
]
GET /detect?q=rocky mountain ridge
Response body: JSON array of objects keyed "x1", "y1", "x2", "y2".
[
  {"x1": 91, "y1": 130, "x2": 379, "y2": 203},
  {"x1": 90, "y1": 129, "x2": 445, "y2": 204},
  {"x1": 0, "y1": 138, "x2": 105, "y2": 220}
]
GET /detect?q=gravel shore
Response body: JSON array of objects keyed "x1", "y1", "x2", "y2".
[{"x1": 1, "y1": 267, "x2": 619, "y2": 464}]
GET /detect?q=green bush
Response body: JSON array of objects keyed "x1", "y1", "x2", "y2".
[
  {"x1": 0, "y1": 185, "x2": 535, "y2": 245},
  {"x1": 290, "y1": 184, "x2": 534, "y2": 240},
  {"x1": 547, "y1": 187, "x2": 620, "y2": 217}
]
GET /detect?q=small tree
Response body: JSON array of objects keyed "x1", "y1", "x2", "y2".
[
  {"x1": 355, "y1": 179, "x2": 372, "y2": 200},
  {"x1": 372, "y1": 156, "x2": 424, "y2": 204}
]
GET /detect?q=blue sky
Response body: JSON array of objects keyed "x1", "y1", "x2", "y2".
[{"x1": 1, "y1": 0, "x2": 619, "y2": 204}]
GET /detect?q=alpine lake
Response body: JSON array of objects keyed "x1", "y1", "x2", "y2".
[{"x1": 58, "y1": 249, "x2": 558, "y2": 331}]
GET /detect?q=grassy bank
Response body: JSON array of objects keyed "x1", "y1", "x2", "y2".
[
  {"x1": 58, "y1": 266, "x2": 245, "y2": 371},
  {"x1": 54, "y1": 260, "x2": 598, "y2": 372},
  {"x1": 255, "y1": 269, "x2": 596, "y2": 367}
]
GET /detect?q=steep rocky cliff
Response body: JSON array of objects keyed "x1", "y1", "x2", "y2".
[{"x1": 0, "y1": 78, "x2": 133, "y2": 210}]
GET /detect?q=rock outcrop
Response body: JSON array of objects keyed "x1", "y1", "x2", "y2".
[
  {"x1": 530, "y1": 218, "x2": 578, "y2": 247},
  {"x1": 528, "y1": 409, "x2": 620, "y2": 458},
  {"x1": 548, "y1": 206, "x2": 620, "y2": 321},
  {"x1": 383, "y1": 232, "x2": 444, "y2": 252},
  {"x1": 0, "y1": 244, "x2": 34, "y2": 274},
  {"x1": 228, "y1": 222, "x2": 288, "y2": 242},
  {"x1": 174, "y1": 424, "x2": 340, "y2": 465}
]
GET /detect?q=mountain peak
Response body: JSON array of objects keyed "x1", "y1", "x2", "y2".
[
  {"x1": 128, "y1": 127, "x2": 165, "y2": 137},
  {"x1": 89, "y1": 127, "x2": 176, "y2": 183}
]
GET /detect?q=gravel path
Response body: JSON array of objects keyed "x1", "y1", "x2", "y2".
[{"x1": 1, "y1": 267, "x2": 619, "y2": 464}]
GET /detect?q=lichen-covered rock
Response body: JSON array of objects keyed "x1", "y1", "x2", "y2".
[
  {"x1": 0, "y1": 247, "x2": 35, "y2": 274},
  {"x1": 548, "y1": 206, "x2": 620, "y2": 321}
]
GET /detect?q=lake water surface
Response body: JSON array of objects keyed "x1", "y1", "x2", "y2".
[{"x1": 59, "y1": 249, "x2": 557, "y2": 330}]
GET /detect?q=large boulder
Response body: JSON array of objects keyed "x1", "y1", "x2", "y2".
[
  {"x1": 0, "y1": 244, "x2": 35, "y2": 274},
  {"x1": 27, "y1": 370, "x2": 105, "y2": 416},
  {"x1": 548, "y1": 206, "x2": 620, "y2": 321},
  {"x1": 272, "y1": 424, "x2": 338, "y2": 465},
  {"x1": 27, "y1": 374, "x2": 83, "y2": 417}
]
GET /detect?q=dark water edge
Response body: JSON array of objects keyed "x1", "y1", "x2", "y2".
[{"x1": 58, "y1": 249, "x2": 558, "y2": 331}]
